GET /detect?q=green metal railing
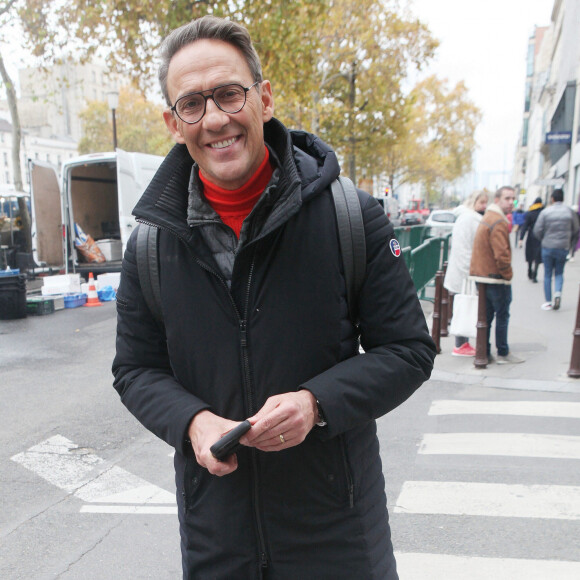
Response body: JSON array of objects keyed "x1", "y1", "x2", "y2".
[
  {"x1": 393, "y1": 225, "x2": 430, "y2": 250},
  {"x1": 396, "y1": 228, "x2": 451, "y2": 299}
]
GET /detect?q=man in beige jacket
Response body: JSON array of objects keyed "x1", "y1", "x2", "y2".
[{"x1": 470, "y1": 186, "x2": 524, "y2": 364}]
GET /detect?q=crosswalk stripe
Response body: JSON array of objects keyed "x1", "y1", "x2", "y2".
[
  {"x1": 394, "y1": 481, "x2": 580, "y2": 519},
  {"x1": 394, "y1": 552, "x2": 580, "y2": 579},
  {"x1": 11, "y1": 435, "x2": 175, "y2": 506},
  {"x1": 80, "y1": 505, "x2": 177, "y2": 515},
  {"x1": 429, "y1": 400, "x2": 580, "y2": 418},
  {"x1": 419, "y1": 432, "x2": 580, "y2": 459}
]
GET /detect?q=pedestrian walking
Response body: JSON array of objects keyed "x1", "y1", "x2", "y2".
[
  {"x1": 512, "y1": 207, "x2": 525, "y2": 246},
  {"x1": 518, "y1": 197, "x2": 543, "y2": 283},
  {"x1": 533, "y1": 188, "x2": 580, "y2": 310},
  {"x1": 112, "y1": 15, "x2": 436, "y2": 580},
  {"x1": 470, "y1": 186, "x2": 524, "y2": 364},
  {"x1": 444, "y1": 190, "x2": 488, "y2": 357}
]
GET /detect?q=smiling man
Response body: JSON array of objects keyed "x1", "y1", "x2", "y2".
[{"x1": 113, "y1": 16, "x2": 435, "y2": 580}]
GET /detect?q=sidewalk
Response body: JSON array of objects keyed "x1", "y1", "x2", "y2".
[{"x1": 423, "y1": 244, "x2": 580, "y2": 394}]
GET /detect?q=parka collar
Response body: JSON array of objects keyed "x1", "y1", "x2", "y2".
[{"x1": 132, "y1": 118, "x2": 340, "y2": 239}]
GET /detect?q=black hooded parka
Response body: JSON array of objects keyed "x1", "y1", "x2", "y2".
[{"x1": 113, "y1": 118, "x2": 436, "y2": 579}]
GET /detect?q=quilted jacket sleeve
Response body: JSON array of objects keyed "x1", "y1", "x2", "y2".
[{"x1": 112, "y1": 227, "x2": 211, "y2": 456}]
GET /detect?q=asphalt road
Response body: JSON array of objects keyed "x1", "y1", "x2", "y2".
[{"x1": 1, "y1": 301, "x2": 579, "y2": 579}]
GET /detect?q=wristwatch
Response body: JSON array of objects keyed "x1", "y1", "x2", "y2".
[{"x1": 315, "y1": 399, "x2": 327, "y2": 427}]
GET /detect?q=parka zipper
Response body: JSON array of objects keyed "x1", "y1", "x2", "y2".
[
  {"x1": 240, "y1": 258, "x2": 269, "y2": 571},
  {"x1": 137, "y1": 220, "x2": 270, "y2": 569}
]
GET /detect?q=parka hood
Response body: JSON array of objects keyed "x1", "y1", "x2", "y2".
[{"x1": 286, "y1": 126, "x2": 340, "y2": 203}]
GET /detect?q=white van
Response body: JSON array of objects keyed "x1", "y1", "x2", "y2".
[{"x1": 29, "y1": 150, "x2": 164, "y2": 274}]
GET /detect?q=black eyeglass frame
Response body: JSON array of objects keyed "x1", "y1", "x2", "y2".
[{"x1": 170, "y1": 81, "x2": 261, "y2": 124}]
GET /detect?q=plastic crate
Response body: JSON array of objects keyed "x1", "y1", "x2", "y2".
[
  {"x1": 0, "y1": 268, "x2": 20, "y2": 277},
  {"x1": 0, "y1": 274, "x2": 27, "y2": 319},
  {"x1": 42, "y1": 273, "x2": 81, "y2": 295},
  {"x1": 26, "y1": 297, "x2": 55, "y2": 316},
  {"x1": 64, "y1": 293, "x2": 87, "y2": 308}
]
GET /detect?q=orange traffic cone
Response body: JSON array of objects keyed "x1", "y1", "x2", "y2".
[{"x1": 84, "y1": 272, "x2": 102, "y2": 307}]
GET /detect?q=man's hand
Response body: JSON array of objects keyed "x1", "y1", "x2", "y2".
[
  {"x1": 188, "y1": 410, "x2": 242, "y2": 476},
  {"x1": 240, "y1": 390, "x2": 318, "y2": 452}
]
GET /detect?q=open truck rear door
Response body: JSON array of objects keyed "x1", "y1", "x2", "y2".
[
  {"x1": 115, "y1": 150, "x2": 165, "y2": 250},
  {"x1": 29, "y1": 160, "x2": 65, "y2": 269}
]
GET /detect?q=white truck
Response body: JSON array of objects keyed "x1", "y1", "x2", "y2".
[{"x1": 29, "y1": 150, "x2": 164, "y2": 274}]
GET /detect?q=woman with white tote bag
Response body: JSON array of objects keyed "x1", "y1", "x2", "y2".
[{"x1": 444, "y1": 191, "x2": 489, "y2": 356}]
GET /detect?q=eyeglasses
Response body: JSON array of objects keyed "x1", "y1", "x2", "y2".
[{"x1": 171, "y1": 81, "x2": 260, "y2": 124}]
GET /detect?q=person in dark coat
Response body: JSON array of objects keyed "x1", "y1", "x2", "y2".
[
  {"x1": 112, "y1": 16, "x2": 436, "y2": 580},
  {"x1": 518, "y1": 197, "x2": 543, "y2": 282}
]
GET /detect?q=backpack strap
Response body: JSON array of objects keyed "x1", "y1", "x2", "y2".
[
  {"x1": 331, "y1": 176, "x2": 366, "y2": 325},
  {"x1": 136, "y1": 223, "x2": 163, "y2": 324}
]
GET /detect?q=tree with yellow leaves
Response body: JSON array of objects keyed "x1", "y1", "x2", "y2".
[
  {"x1": 384, "y1": 75, "x2": 482, "y2": 203},
  {"x1": 78, "y1": 86, "x2": 174, "y2": 155}
]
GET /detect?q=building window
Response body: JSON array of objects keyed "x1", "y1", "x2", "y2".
[
  {"x1": 524, "y1": 81, "x2": 532, "y2": 113},
  {"x1": 526, "y1": 41, "x2": 534, "y2": 77},
  {"x1": 3, "y1": 152, "x2": 7, "y2": 166},
  {"x1": 522, "y1": 118, "x2": 529, "y2": 147},
  {"x1": 5, "y1": 171, "x2": 9, "y2": 183}
]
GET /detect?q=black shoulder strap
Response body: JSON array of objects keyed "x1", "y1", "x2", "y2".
[
  {"x1": 136, "y1": 223, "x2": 163, "y2": 324},
  {"x1": 135, "y1": 176, "x2": 367, "y2": 327},
  {"x1": 330, "y1": 176, "x2": 366, "y2": 324}
]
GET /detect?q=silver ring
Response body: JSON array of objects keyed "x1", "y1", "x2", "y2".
[{"x1": 279, "y1": 434, "x2": 285, "y2": 444}]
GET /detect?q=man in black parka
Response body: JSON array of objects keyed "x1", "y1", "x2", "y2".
[{"x1": 113, "y1": 15, "x2": 436, "y2": 580}]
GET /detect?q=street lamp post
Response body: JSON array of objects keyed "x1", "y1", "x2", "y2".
[{"x1": 107, "y1": 91, "x2": 119, "y2": 150}]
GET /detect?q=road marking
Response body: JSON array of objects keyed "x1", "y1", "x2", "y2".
[
  {"x1": 419, "y1": 432, "x2": 580, "y2": 459},
  {"x1": 429, "y1": 400, "x2": 580, "y2": 418},
  {"x1": 394, "y1": 552, "x2": 580, "y2": 579},
  {"x1": 80, "y1": 505, "x2": 177, "y2": 515},
  {"x1": 11, "y1": 435, "x2": 176, "y2": 514},
  {"x1": 394, "y1": 481, "x2": 580, "y2": 519}
]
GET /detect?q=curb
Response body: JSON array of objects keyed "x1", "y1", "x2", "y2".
[{"x1": 429, "y1": 369, "x2": 580, "y2": 394}]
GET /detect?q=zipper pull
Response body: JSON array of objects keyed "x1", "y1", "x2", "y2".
[{"x1": 240, "y1": 321, "x2": 247, "y2": 347}]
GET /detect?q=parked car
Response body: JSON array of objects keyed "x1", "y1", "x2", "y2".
[
  {"x1": 425, "y1": 209, "x2": 456, "y2": 237},
  {"x1": 400, "y1": 210, "x2": 423, "y2": 225}
]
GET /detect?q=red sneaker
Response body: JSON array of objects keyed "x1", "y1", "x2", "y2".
[{"x1": 452, "y1": 343, "x2": 476, "y2": 357}]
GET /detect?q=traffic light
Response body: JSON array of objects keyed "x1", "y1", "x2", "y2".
[{"x1": 385, "y1": 186, "x2": 391, "y2": 196}]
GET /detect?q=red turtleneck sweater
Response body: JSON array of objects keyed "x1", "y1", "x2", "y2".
[{"x1": 200, "y1": 147, "x2": 273, "y2": 238}]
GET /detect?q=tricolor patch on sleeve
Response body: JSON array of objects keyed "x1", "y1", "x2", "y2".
[{"x1": 389, "y1": 238, "x2": 401, "y2": 257}]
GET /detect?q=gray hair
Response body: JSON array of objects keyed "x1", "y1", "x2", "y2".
[{"x1": 158, "y1": 16, "x2": 263, "y2": 106}]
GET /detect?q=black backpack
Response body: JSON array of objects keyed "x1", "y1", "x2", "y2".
[{"x1": 136, "y1": 176, "x2": 366, "y2": 326}]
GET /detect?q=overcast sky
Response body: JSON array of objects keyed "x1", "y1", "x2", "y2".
[{"x1": 410, "y1": 0, "x2": 553, "y2": 189}]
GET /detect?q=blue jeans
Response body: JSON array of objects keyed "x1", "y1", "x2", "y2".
[
  {"x1": 485, "y1": 284, "x2": 512, "y2": 357},
  {"x1": 541, "y1": 247, "x2": 568, "y2": 302}
]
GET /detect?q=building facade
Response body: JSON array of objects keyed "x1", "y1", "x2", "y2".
[
  {"x1": 0, "y1": 119, "x2": 77, "y2": 191},
  {"x1": 17, "y1": 61, "x2": 120, "y2": 143},
  {"x1": 514, "y1": 0, "x2": 580, "y2": 209}
]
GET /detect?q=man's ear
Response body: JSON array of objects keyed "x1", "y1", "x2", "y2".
[
  {"x1": 260, "y1": 80, "x2": 275, "y2": 122},
  {"x1": 163, "y1": 109, "x2": 186, "y2": 144}
]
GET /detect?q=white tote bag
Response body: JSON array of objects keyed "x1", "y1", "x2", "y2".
[{"x1": 449, "y1": 280, "x2": 478, "y2": 338}]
